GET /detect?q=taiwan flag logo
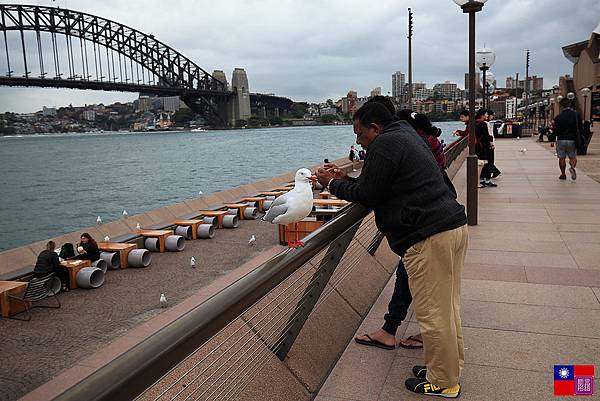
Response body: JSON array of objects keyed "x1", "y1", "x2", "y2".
[{"x1": 554, "y1": 365, "x2": 594, "y2": 396}]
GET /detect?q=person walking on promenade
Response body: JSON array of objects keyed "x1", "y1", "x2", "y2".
[
  {"x1": 475, "y1": 108, "x2": 497, "y2": 187},
  {"x1": 349, "y1": 145, "x2": 359, "y2": 171},
  {"x1": 453, "y1": 110, "x2": 469, "y2": 137},
  {"x1": 554, "y1": 97, "x2": 583, "y2": 180},
  {"x1": 485, "y1": 109, "x2": 502, "y2": 179},
  {"x1": 33, "y1": 241, "x2": 70, "y2": 291},
  {"x1": 316, "y1": 102, "x2": 468, "y2": 398}
]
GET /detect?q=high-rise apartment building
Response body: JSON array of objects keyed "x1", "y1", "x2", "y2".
[
  {"x1": 392, "y1": 71, "x2": 405, "y2": 99},
  {"x1": 464, "y1": 72, "x2": 481, "y2": 93},
  {"x1": 370, "y1": 87, "x2": 382, "y2": 97}
]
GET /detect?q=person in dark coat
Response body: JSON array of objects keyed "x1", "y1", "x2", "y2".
[
  {"x1": 316, "y1": 102, "x2": 468, "y2": 398},
  {"x1": 554, "y1": 97, "x2": 583, "y2": 180},
  {"x1": 72, "y1": 232, "x2": 100, "y2": 261},
  {"x1": 475, "y1": 108, "x2": 496, "y2": 187},
  {"x1": 33, "y1": 241, "x2": 70, "y2": 291}
]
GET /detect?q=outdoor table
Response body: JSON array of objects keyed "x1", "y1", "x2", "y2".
[
  {"x1": 0, "y1": 280, "x2": 28, "y2": 317},
  {"x1": 61, "y1": 259, "x2": 92, "y2": 289},
  {"x1": 136, "y1": 229, "x2": 173, "y2": 253},
  {"x1": 272, "y1": 186, "x2": 293, "y2": 191},
  {"x1": 312, "y1": 199, "x2": 348, "y2": 207},
  {"x1": 173, "y1": 219, "x2": 203, "y2": 240},
  {"x1": 199, "y1": 210, "x2": 228, "y2": 229},
  {"x1": 223, "y1": 203, "x2": 249, "y2": 220},
  {"x1": 98, "y1": 242, "x2": 137, "y2": 268},
  {"x1": 257, "y1": 191, "x2": 283, "y2": 197},
  {"x1": 241, "y1": 196, "x2": 267, "y2": 212}
]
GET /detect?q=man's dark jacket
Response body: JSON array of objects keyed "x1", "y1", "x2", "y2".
[
  {"x1": 33, "y1": 249, "x2": 61, "y2": 275},
  {"x1": 554, "y1": 108, "x2": 582, "y2": 141},
  {"x1": 329, "y1": 121, "x2": 467, "y2": 255}
]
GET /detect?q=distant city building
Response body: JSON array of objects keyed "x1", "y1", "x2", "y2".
[
  {"x1": 392, "y1": 71, "x2": 405, "y2": 99},
  {"x1": 319, "y1": 106, "x2": 337, "y2": 115},
  {"x1": 42, "y1": 106, "x2": 56, "y2": 116},
  {"x1": 531, "y1": 76, "x2": 544, "y2": 91},
  {"x1": 506, "y1": 75, "x2": 543, "y2": 91},
  {"x1": 414, "y1": 87, "x2": 434, "y2": 101},
  {"x1": 433, "y1": 81, "x2": 459, "y2": 100},
  {"x1": 82, "y1": 110, "x2": 96, "y2": 121},
  {"x1": 137, "y1": 95, "x2": 153, "y2": 112},
  {"x1": 161, "y1": 96, "x2": 181, "y2": 112},
  {"x1": 341, "y1": 90, "x2": 358, "y2": 115},
  {"x1": 370, "y1": 87, "x2": 382, "y2": 97},
  {"x1": 464, "y1": 72, "x2": 481, "y2": 94},
  {"x1": 505, "y1": 97, "x2": 521, "y2": 119}
]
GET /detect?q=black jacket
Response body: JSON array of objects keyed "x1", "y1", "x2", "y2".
[
  {"x1": 33, "y1": 249, "x2": 61, "y2": 276},
  {"x1": 475, "y1": 120, "x2": 491, "y2": 160},
  {"x1": 554, "y1": 108, "x2": 582, "y2": 141},
  {"x1": 329, "y1": 121, "x2": 467, "y2": 255}
]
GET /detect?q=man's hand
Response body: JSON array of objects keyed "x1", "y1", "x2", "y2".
[{"x1": 316, "y1": 167, "x2": 336, "y2": 187}]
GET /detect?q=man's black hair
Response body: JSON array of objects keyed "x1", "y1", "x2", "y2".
[
  {"x1": 353, "y1": 102, "x2": 394, "y2": 127},
  {"x1": 459, "y1": 109, "x2": 469, "y2": 117},
  {"x1": 475, "y1": 108, "x2": 487, "y2": 119},
  {"x1": 366, "y1": 95, "x2": 396, "y2": 116},
  {"x1": 486, "y1": 109, "x2": 495, "y2": 116}
]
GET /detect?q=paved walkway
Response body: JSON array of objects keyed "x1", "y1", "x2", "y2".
[{"x1": 316, "y1": 136, "x2": 600, "y2": 401}]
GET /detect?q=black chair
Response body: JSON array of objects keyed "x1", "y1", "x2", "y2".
[{"x1": 7, "y1": 274, "x2": 61, "y2": 321}]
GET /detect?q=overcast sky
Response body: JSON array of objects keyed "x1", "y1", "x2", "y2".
[{"x1": 0, "y1": 0, "x2": 598, "y2": 113}]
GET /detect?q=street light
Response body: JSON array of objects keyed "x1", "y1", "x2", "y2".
[
  {"x1": 581, "y1": 87, "x2": 591, "y2": 121},
  {"x1": 476, "y1": 47, "x2": 496, "y2": 108},
  {"x1": 453, "y1": 0, "x2": 489, "y2": 226}
]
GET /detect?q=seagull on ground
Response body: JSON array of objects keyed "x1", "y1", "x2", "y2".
[
  {"x1": 190, "y1": 256, "x2": 196, "y2": 268},
  {"x1": 248, "y1": 235, "x2": 256, "y2": 246},
  {"x1": 136, "y1": 222, "x2": 141, "y2": 230},
  {"x1": 262, "y1": 168, "x2": 316, "y2": 248},
  {"x1": 198, "y1": 190, "x2": 203, "y2": 195},
  {"x1": 160, "y1": 293, "x2": 168, "y2": 307},
  {"x1": 122, "y1": 210, "x2": 128, "y2": 217},
  {"x1": 104, "y1": 235, "x2": 110, "y2": 241},
  {"x1": 96, "y1": 216, "x2": 102, "y2": 225}
]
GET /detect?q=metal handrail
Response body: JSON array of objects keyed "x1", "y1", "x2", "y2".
[{"x1": 53, "y1": 140, "x2": 467, "y2": 401}]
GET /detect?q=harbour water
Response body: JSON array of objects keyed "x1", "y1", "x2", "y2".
[{"x1": 0, "y1": 122, "x2": 463, "y2": 251}]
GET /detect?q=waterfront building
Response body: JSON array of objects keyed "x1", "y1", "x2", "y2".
[
  {"x1": 433, "y1": 81, "x2": 459, "y2": 100},
  {"x1": 341, "y1": 91, "x2": 358, "y2": 116},
  {"x1": 391, "y1": 71, "x2": 405, "y2": 100},
  {"x1": 42, "y1": 106, "x2": 57, "y2": 117},
  {"x1": 562, "y1": 23, "x2": 600, "y2": 121},
  {"x1": 319, "y1": 106, "x2": 337, "y2": 116},
  {"x1": 162, "y1": 96, "x2": 181, "y2": 112},
  {"x1": 414, "y1": 87, "x2": 434, "y2": 101},
  {"x1": 137, "y1": 95, "x2": 153, "y2": 112},
  {"x1": 82, "y1": 110, "x2": 96, "y2": 121}
]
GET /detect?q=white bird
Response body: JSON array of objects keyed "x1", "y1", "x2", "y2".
[
  {"x1": 262, "y1": 168, "x2": 316, "y2": 247},
  {"x1": 104, "y1": 235, "x2": 110, "y2": 241},
  {"x1": 516, "y1": 136, "x2": 520, "y2": 140},
  {"x1": 198, "y1": 190, "x2": 203, "y2": 195},
  {"x1": 122, "y1": 210, "x2": 128, "y2": 217},
  {"x1": 190, "y1": 256, "x2": 196, "y2": 268},
  {"x1": 248, "y1": 235, "x2": 256, "y2": 246},
  {"x1": 136, "y1": 222, "x2": 141, "y2": 230},
  {"x1": 520, "y1": 148, "x2": 527, "y2": 153},
  {"x1": 160, "y1": 293, "x2": 168, "y2": 307},
  {"x1": 96, "y1": 216, "x2": 102, "y2": 225}
]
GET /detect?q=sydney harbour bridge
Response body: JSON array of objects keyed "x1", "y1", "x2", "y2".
[{"x1": 0, "y1": 3, "x2": 293, "y2": 126}]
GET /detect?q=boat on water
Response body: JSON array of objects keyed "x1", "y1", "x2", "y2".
[{"x1": 190, "y1": 127, "x2": 207, "y2": 132}]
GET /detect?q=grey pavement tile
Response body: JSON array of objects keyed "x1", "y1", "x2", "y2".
[
  {"x1": 463, "y1": 263, "x2": 527, "y2": 283},
  {"x1": 457, "y1": 299, "x2": 600, "y2": 338},
  {"x1": 467, "y1": 238, "x2": 569, "y2": 254},
  {"x1": 465, "y1": 249, "x2": 578, "y2": 269},
  {"x1": 525, "y1": 266, "x2": 600, "y2": 287},
  {"x1": 462, "y1": 279, "x2": 600, "y2": 309},
  {"x1": 564, "y1": 242, "x2": 600, "y2": 270},
  {"x1": 593, "y1": 288, "x2": 600, "y2": 304},
  {"x1": 560, "y1": 231, "x2": 600, "y2": 244}
]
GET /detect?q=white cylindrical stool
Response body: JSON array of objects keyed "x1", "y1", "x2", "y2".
[
  {"x1": 243, "y1": 207, "x2": 258, "y2": 220},
  {"x1": 100, "y1": 251, "x2": 120, "y2": 270},
  {"x1": 48, "y1": 276, "x2": 62, "y2": 296},
  {"x1": 202, "y1": 216, "x2": 218, "y2": 227},
  {"x1": 145, "y1": 237, "x2": 160, "y2": 252},
  {"x1": 128, "y1": 249, "x2": 152, "y2": 267},
  {"x1": 222, "y1": 215, "x2": 239, "y2": 228},
  {"x1": 76, "y1": 267, "x2": 105, "y2": 289},
  {"x1": 165, "y1": 235, "x2": 185, "y2": 251},
  {"x1": 175, "y1": 225, "x2": 193, "y2": 240},
  {"x1": 197, "y1": 224, "x2": 215, "y2": 239},
  {"x1": 227, "y1": 208, "x2": 238, "y2": 216},
  {"x1": 92, "y1": 259, "x2": 108, "y2": 274}
]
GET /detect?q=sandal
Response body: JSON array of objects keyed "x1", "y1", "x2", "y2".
[
  {"x1": 354, "y1": 334, "x2": 395, "y2": 350},
  {"x1": 398, "y1": 335, "x2": 424, "y2": 349}
]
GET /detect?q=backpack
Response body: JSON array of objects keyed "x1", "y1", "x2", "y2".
[{"x1": 59, "y1": 243, "x2": 75, "y2": 259}]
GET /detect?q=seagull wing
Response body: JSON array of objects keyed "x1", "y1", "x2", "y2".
[{"x1": 262, "y1": 192, "x2": 290, "y2": 223}]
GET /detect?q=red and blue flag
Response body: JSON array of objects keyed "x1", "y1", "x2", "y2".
[{"x1": 554, "y1": 365, "x2": 594, "y2": 396}]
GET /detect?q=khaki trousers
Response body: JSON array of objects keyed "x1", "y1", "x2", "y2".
[{"x1": 403, "y1": 224, "x2": 469, "y2": 388}]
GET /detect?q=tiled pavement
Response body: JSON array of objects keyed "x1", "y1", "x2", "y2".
[{"x1": 316, "y1": 136, "x2": 600, "y2": 401}]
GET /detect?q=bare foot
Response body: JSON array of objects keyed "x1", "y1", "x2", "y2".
[{"x1": 355, "y1": 329, "x2": 395, "y2": 349}]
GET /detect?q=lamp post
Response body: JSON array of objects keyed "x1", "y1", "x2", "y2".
[
  {"x1": 454, "y1": 0, "x2": 489, "y2": 226},
  {"x1": 476, "y1": 47, "x2": 496, "y2": 108},
  {"x1": 581, "y1": 87, "x2": 591, "y2": 121}
]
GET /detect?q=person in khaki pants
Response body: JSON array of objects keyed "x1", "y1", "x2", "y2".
[{"x1": 316, "y1": 102, "x2": 468, "y2": 398}]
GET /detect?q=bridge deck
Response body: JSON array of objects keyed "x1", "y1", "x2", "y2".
[{"x1": 317, "y1": 134, "x2": 600, "y2": 401}]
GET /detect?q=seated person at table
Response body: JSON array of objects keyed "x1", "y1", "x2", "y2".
[
  {"x1": 34, "y1": 241, "x2": 70, "y2": 291},
  {"x1": 72, "y1": 232, "x2": 100, "y2": 261}
]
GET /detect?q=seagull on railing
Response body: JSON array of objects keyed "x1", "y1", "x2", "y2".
[
  {"x1": 262, "y1": 168, "x2": 316, "y2": 248},
  {"x1": 122, "y1": 210, "x2": 128, "y2": 218},
  {"x1": 96, "y1": 216, "x2": 102, "y2": 225}
]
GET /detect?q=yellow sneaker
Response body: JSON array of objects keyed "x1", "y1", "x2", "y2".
[{"x1": 405, "y1": 377, "x2": 461, "y2": 398}]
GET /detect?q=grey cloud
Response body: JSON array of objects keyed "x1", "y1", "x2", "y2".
[{"x1": 0, "y1": 0, "x2": 598, "y2": 113}]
